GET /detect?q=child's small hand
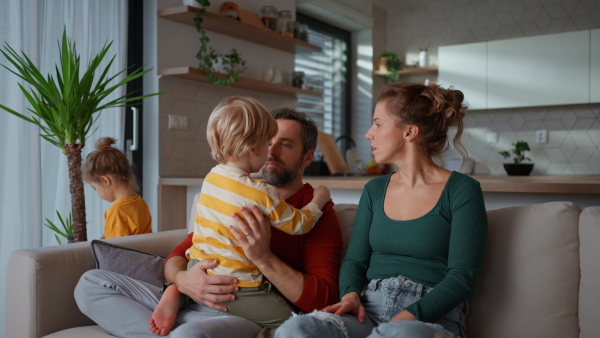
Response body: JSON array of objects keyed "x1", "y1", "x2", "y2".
[{"x1": 312, "y1": 186, "x2": 331, "y2": 209}]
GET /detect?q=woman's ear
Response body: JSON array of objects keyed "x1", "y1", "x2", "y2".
[{"x1": 405, "y1": 124, "x2": 419, "y2": 142}]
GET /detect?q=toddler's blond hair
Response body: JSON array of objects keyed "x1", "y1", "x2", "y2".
[{"x1": 207, "y1": 96, "x2": 278, "y2": 164}]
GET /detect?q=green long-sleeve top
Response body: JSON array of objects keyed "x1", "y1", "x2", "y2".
[{"x1": 339, "y1": 171, "x2": 488, "y2": 323}]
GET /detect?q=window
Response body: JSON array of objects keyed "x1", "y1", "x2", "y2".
[{"x1": 295, "y1": 13, "x2": 351, "y2": 140}]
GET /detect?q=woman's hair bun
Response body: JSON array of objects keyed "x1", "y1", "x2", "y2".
[{"x1": 95, "y1": 137, "x2": 117, "y2": 150}]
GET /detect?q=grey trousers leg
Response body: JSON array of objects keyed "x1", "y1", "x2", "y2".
[{"x1": 74, "y1": 269, "x2": 262, "y2": 338}]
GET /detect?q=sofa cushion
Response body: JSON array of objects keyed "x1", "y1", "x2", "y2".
[
  {"x1": 579, "y1": 206, "x2": 600, "y2": 338},
  {"x1": 467, "y1": 201, "x2": 581, "y2": 338},
  {"x1": 43, "y1": 325, "x2": 113, "y2": 338},
  {"x1": 332, "y1": 203, "x2": 358, "y2": 258},
  {"x1": 91, "y1": 240, "x2": 166, "y2": 288}
]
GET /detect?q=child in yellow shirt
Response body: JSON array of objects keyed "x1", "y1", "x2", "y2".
[{"x1": 82, "y1": 137, "x2": 152, "y2": 239}]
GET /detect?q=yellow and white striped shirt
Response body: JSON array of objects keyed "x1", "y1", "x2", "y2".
[{"x1": 186, "y1": 164, "x2": 323, "y2": 287}]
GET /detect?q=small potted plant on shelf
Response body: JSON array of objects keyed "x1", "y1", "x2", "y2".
[
  {"x1": 192, "y1": 0, "x2": 247, "y2": 86},
  {"x1": 379, "y1": 51, "x2": 402, "y2": 83},
  {"x1": 499, "y1": 140, "x2": 535, "y2": 176}
]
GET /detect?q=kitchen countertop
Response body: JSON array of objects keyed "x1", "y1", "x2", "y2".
[{"x1": 159, "y1": 175, "x2": 600, "y2": 194}]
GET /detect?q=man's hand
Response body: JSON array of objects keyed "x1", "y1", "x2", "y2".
[
  {"x1": 229, "y1": 205, "x2": 305, "y2": 303},
  {"x1": 229, "y1": 205, "x2": 274, "y2": 265},
  {"x1": 169, "y1": 257, "x2": 238, "y2": 312}
]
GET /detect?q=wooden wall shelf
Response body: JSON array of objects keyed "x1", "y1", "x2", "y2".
[
  {"x1": 158, "y1": 6, "x2": 322, "y2": 54},
  {"x1": 158, "y1": 66, "x2": 322, "y2": 98},
  {"x1": 374, "y1": 66, "x2": 438, "y2": 77}
]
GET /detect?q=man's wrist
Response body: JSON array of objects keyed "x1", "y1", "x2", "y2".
[{"x1": 171, "y1": 269, "x2": 184, "y2": 286}]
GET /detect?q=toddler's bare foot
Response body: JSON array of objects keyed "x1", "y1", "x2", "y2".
[{"x1": 149, "y1": 284, "x2": 179, "y2": 336}]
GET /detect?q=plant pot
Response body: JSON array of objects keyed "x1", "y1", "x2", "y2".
[
  {"x1": 378, "y1": 57, "x2": 388, "y2": 72},
  {"x1": 182, "y1": 0, "x2": 201, "y2": 8},
  {"x1": 503, "y1": 163, "x2": 534, "y2": 176}
]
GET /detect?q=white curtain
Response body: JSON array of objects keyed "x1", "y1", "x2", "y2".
[{"x1": 0, "y1": 0, "x2": 128, "y2": 332}]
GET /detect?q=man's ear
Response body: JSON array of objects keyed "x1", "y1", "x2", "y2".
[{"x1": 302, "y1": 149, "x2": 315, "y2": 168}]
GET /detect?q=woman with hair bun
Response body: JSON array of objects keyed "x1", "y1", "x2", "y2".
[
  {"x1": 276, "y1": 83, "x2": 488, "y2": 338},
  {"x1": 82, "y1": 137, "x2": 151, "y2": 239}
]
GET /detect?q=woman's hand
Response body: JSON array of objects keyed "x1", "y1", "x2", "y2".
[
  {"x1": 321, "y1": 292, "x2": 366, "y2": 323},
  {"x1": 229, "y1": 205, "x2": 274, "y2": 265},
  {"x1": 390, "y1": 310, "x2": 417, "y2": 322}
]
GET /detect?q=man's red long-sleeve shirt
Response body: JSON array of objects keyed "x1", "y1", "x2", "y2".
[{"x1": 167, "y1": 183, "x2": 343, "y2": 312}]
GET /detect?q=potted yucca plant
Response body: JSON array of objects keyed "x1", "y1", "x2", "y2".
[{"x1": 0, "y1": 29, "x2": 160, "y2": 242}]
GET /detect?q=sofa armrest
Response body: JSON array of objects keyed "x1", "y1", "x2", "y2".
[{"x1": 4, "y1": 229, "x2": 188, "y2": 338}]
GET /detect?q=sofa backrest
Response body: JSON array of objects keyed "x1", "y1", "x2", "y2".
[
  {"x1": 333, "y1": 203, "x2": 358, "y2": 258},
  {"x1": 578, "y1": 206, "x2": 600, "y2": 338},
  {"x1": 467, "y1": 201, "x2": 582, "y2": 338}
]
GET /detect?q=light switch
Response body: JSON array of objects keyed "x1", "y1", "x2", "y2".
[
  {"x1": 535, "y1": 130, "x2": 548, "y2": 144},
  {"x1": 486, "y1": 132, "x2": 498, "y2": 143},
  {"x1": 169, "y1": 115, "x2": 188, "y2": 130}
]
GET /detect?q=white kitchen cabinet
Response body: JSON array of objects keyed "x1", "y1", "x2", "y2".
[
  {"x1": 438, "y1": 42, "x2": 487, "y2": 110},
  {"x1": 487, "y1": 30, "x2": 590, "y2": 109},
  {"x1": 591, "y1": 29, "x2": 600, "y2": 103}
]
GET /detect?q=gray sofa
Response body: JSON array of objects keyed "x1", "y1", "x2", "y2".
[{"x1": 4, "y1": 202, "x2": 600, "y2": 338}]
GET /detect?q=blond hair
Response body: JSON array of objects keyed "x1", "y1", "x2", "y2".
[
  {"x1": 82, "y1": 137, "x2": 139, "y2": 192},
  {"x1": 207, "y1": 96, "x2": 278, "y2": 164}
]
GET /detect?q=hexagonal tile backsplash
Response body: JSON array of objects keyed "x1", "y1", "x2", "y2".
[{"x1": 386, "y1": 0, "x2": 600, "y2": 175}]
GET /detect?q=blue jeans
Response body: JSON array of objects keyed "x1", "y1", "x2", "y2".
[{"x1": 275, "y1": 275, "x2": 467, "y2": 338}]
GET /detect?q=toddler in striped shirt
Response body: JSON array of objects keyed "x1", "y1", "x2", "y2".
[{"x1": 150, "y1": 96, "x2": 330, "y2": 336}]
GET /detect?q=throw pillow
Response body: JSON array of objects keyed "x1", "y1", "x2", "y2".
[{"x1": 91, "y1": 239, "x2": 167, "y2": 287}]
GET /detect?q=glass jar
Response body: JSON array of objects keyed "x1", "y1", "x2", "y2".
[
  {"x1": 260, "y1": 6, "x2": 278, "y2": 31},
  {"x1": 419, "y1": 48, "x2": 429, "y2": 68},
  {"x1": 292, "y1": 71, "x2": 305, "y2": 88},
  {"x1": 289, "y1": 21, "x2": 300, "y2": 39},
  {"x1": 278, "y1": 10, "x2": 293, "y2": 37},
  {"x1": 298, "y1": 24, "x2": 309, "y2": 41}
]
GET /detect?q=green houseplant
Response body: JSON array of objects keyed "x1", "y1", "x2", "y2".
[
  {"x1": 44, "y1": 211, "x2": 74, "y2": 244},
  {"x1": 0, "y1": 29, "x2": 160, "y2": 242},
  {"x1": 499, "y1": 140, "x2": 534, "y2": 176},
  {"x1": 193, "y1": 0, "x2": 247, "y2": 86},
  {"x1": 379, "y1": 51, "x2": 402, "y2": 83}
]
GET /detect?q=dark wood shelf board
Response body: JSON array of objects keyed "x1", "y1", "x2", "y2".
[
  {"x1": 158, "y1": 6, "x2": 321, "y2": 54},
  {"x1": 158, "y1": 66, "x2": 322, "y2": 98}
]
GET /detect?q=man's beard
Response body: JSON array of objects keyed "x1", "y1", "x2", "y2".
[{"x1": 261, "y1": 156, "x2": 303, "y2": 187}]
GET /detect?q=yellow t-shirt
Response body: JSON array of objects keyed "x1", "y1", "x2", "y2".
[{"x1": 104, "y1": 195, "x2": 152, "y2": 238}]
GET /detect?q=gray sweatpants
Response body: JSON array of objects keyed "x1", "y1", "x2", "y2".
[{"x1": 74, "y1": 269, "x2": 263, "y2": 338}]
